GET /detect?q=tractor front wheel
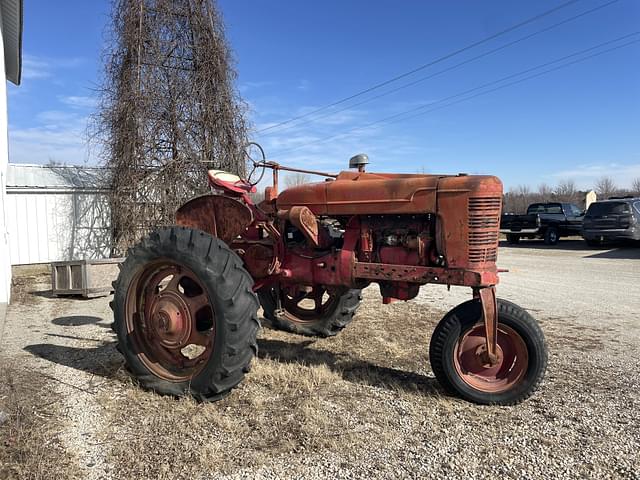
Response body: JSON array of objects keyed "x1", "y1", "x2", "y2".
[
  {"x1": 111, "y1": 227, "x2": 260, "y2": 401},
  {"x1": 258, "y1": 285, "x2": 361, "y2": 337},
  {"x1": 429, "y1": 298, "x2": 547, "y2": 405}
]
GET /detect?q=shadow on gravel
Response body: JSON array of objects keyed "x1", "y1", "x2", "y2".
[
  {"x1": 52, "y1": 315, "x2": 112, "y2": 328},
  {"x1": 500, "y1": 239, "x2": 640, "y2": 258},
  {"x1": 258, "y1": 338, "x2": 441, "y2": 397},
  {"x1": 499, "y1": 240, "x2": 587, "y2": 251},
  {"x1": 583, "y1": 248, "x2": 640, "y2": 260},
  {"x1": 31, "y1": 290, "x2": 109, "y2": 300},
  {"x1": 24, "y1": 342, "x2": 122, "y2": 378},
  {"x1": 30, "y1": 289, "x2": 56, "y2": 299}
]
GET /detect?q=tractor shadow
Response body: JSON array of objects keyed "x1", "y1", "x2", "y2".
[
  {"x1": 26, "y1": 316, "x2": 441, "y2": 398},
  {"x1": 24, "y1": 341, "x2": 123, "y2": 380},
  {"x1": 24, "y1": 315, "x2": 124, "y2": 382},
  {"x1": 52, "y1": 315, "x2": 114, "y2": 329},
  {"x1": 257, "y1": 338, "x2": 441, "y2": 397}
]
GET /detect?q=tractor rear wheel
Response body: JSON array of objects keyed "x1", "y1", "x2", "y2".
[
  {"x1": 111, "y1": 227, "x2": 260, "y2": 401},
  {"x1": 429, "y1": 298, "x2": 547, "y2": 405},
  {"x1": 258, "y1": 285, "x2": 361, "y2": 337}
]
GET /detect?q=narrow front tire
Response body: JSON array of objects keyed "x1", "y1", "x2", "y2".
[{"x1": 429, "y1": 298, "x2": 547, "y2": 405}]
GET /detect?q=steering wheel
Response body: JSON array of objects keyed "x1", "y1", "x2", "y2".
[{"x1": 245, "y1": 142, "x2": 267, "y2": 186}]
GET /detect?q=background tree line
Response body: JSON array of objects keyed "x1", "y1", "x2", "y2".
[{"x1": 503, "y1": 176, "x2": 640, "y2": 214}]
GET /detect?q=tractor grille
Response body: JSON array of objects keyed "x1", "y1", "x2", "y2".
[{"x1": 468, "y1": 197, "x2": 501, "y2": 265}]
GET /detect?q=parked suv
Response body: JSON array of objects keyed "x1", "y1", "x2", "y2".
[{"x1": 582, "y1": 197, "x2": 640, "y2": 245}]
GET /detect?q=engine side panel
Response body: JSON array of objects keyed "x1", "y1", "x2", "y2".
[{"x1": 277, "y1": 171, "x2": 438, "y2": 215}]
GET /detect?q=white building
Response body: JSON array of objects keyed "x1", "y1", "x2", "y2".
[
  {"x1": 0, "y1": 0, "x2": 23, "y2": 304},
  {"x1": 5, "y1": 164, "x2": 112, "y2": 266}
]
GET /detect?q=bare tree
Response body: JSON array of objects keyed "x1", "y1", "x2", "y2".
[
  {"x1": 632, "y1": 178, "x2": 640, "y2": 196},
  {"x1": 595, "y1": 176, "x2": 618, "y2": 200},
  {"x1": 94, "y1": 0, "x2": 248, "y2": 253},
  {"x1": 554, "y1": 179, "x2": 579, "y2": 204},
  {"x1": 537, "y1": 183, "x2": 553, "y2": 202},
  {"x1": 503, "y1": 185, "x2": 532, "y2": 214},
  {"x1": 284, "y1": 172, "x2": 311, "y2": 188}
]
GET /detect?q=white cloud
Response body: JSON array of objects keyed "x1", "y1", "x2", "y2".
[
  {"x1": 244, "y1": 97, "x2": 431, "y2": 175},
  {"x1": 21, "y1": 54, "x2": 84, "y2": 81},
  {"x1": 550, "y1": 162, "x2": 640, "y2": 190},
  {"x1": 9, "y1": 113, "x2": 95, "y2": 165},
  {"x1": 239, "y1": 81, "x2": 274, "y2": 93},
  {"x1": 59, "y1": 95, "x2": 98, "y2": 109},
  {"x1": 21, "y1": 55, "x2": 52, "y2": 80}
]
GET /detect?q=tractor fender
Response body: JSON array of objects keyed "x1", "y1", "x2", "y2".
[{"x1": 176, "y1": 194, "x2": 254, "y2": 244}]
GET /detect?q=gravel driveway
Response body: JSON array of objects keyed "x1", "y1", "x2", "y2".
[{"x1": 0, "y1": 240, "x2": 639, "y2": 479}]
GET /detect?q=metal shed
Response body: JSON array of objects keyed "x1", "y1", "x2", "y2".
[{"x1": 5, "y1": 164, "x2": 113, "y2": 265}]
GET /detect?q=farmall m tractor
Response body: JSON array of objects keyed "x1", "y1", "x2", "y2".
[{"x1": 111, "y1": 148, "x2": 547, "y2": 405}]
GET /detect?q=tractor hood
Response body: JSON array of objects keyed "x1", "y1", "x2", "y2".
[{"x1": 276, "y1": 171, "x2": 502, "y2": 216}]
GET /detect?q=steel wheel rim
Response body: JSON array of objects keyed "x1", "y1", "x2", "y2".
[
  {"x1": 280, "y1": 286, "x2": 341, "y2": 324},
  {"x1": 453, "y1": 323, "x2": 528, "y2": 393},
  {"x1": 125, "y1": 260, "x2": 215, "y2": 381}
]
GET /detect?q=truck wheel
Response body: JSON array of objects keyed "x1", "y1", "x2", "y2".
[
  {"x1": 544, "y1": 227, "x2": 559, "y2": 245},
  {"x1": 258, "y1": 286, "x2": 361, "y2": 337},
  {"x1": 111, "y1": 227, "x2": 260, "y2": 401},
  {"x1": 429, "y1": 298, "x2": 547, "y2": 405},
  {"x1": 506, "y1": 234, "x2": 520, "y2": 244}
]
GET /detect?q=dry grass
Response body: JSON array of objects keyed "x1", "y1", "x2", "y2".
[
  {"x1": 3, "y1": 269, "x2": 639, "y2": 478},
  {"x1": 0, "y1": 358, "x2": 81, "y2": 480},
  {"x1": 90, "y1": 287, "x2": 640, "y2": 478},
  {"x1": 92, "y1": 290, "x2": 456, "y2": 479}
]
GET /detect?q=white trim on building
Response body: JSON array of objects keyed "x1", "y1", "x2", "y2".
[{"x1": 0, "y1": 0, "x2": 23, "y2": 303}]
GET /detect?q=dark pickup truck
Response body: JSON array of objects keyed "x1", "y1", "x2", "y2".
[{"x1": 500, "y1": 202, "x2": 584, "y2": 245}]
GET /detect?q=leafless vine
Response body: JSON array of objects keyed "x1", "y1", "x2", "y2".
[{"x1": 93, "y1": 0, "x2": 247, "y2": 254}]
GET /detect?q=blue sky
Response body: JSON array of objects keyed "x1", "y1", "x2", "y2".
[{"x1": 8, "y1": 0, "x2": 640, "y2": 191}]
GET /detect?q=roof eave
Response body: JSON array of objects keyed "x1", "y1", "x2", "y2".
[{"x1": 1, "y1": 0, "x2": 23, "y2": 85}]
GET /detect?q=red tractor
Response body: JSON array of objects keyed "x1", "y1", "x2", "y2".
[{"x1": 111, "y1": 148, "x2": 547, "y2": 405}]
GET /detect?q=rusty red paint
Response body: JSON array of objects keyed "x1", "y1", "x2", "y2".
[
  {"x1": 453, "y1": 322, "x2": 528, "y2": 393},
  {"x1": 177, "y1": 166, "x2": 504, "y2": 341},
  {"x1": 176, "y1": 194, "x2": 253, "y2": 244},
  {"x1": 478, "y1": 286, "x2": 499, "y2": 364},
  {"x1": 125, "y1": 261, "x2": 215, "y2": 381}
]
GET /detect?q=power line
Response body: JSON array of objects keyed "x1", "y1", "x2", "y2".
[
  {"x1": 259, "y1": 0, "x2": 621, "y2": 137},
  {"x1": 256, "y1": 0, "x2": 582, "y2": 134},
  {"x1": 269, "y1": 32, "x2": 640, "y2": 158}
]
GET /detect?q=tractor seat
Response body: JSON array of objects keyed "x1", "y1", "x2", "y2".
[{"x1": 208, "y1": 170, "x2": 256, "y2": 194}]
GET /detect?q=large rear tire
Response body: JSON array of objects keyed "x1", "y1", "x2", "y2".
[
  {"x1": 111, "y1": 227, "x2": 260, "y2": 401},
  {"x1": 429, "y1": 298, "x2": 547, "y2": 405},
  {"x1": 258, "y1": 286, "x2": 361, "y2": 337}
]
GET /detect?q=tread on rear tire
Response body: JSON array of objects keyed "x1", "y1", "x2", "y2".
[
  {"x1": 259, "y1": 287, "x2": 361, "y2": 337},
  {"x1": 111, "y1": 227, "x2": 260, "y2": 401}
]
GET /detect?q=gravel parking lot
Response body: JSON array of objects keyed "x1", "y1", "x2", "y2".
[{"x1": 0, "y1": 240, "x2": 639, "y2": 479}]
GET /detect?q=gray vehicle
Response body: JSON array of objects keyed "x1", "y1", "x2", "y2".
[
  {"x1": 500, "y1": 202, "x2": 584, "y2": 245},
  {"x1": 582, "y1": 197, "x2": 640, "y2": 245}
]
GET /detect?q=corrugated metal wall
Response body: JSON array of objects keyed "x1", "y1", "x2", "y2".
[{"x1": 6, "y1": 165, "x2": 112, "y2": 265}]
